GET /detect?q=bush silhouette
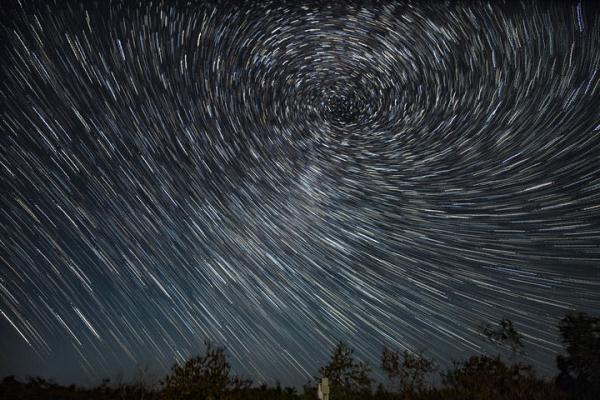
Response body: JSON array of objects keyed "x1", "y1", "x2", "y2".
[
  {"x1": 161, "y1": 340, "x2": 250, "y2": 400},
  {"x1": 441, "y1": 355, "x2": 564, "y2": 400}
]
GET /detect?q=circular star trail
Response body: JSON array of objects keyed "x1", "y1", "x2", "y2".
[{"x1": 1, "y1": 0, "x2": 599, "y2": 386}]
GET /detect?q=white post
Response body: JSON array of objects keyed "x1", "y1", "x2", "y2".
[{"x1": 320, "y1": 377, "x2": 329, "y2": 400}]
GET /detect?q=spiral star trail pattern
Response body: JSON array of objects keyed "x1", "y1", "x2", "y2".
[{"x1": 1, "y1": 0, "x2": 599, "y2": 386}]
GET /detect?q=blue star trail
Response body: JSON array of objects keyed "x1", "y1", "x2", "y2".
[{"x1": 1, "y1": 0, "x2": 599, "y2": 387}]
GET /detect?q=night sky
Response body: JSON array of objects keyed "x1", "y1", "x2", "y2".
[{"x1": 1, "y1": 0, "x2": 599, "y2": 388}]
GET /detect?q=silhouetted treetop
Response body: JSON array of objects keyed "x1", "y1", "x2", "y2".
[{"x1": 556, "y1": 312, "x2": 600, "y2": 400}]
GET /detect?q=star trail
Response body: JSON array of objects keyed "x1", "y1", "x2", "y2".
[{"x1": 1, "y1": 0, "x2": 599, "y2": 388}]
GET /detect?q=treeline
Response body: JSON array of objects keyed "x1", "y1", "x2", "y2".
[{"x1": 1, "y1": 311, "x2": 598, "y2": 400}]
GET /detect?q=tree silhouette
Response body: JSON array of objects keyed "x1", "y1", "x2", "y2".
[
  {"x1": 381, "y1": 346, "x2": 434, "y2": 396},
  {"x1": 555, "y1": 312, "x2": 600, "y2": 400},
  {"x1": 481, "y1": 318, "x2": 525, "y2": 358},
  {"x1": 3, "y1": 312, "x2": 593, "y2": 400},
  {"x1": 317, "y1": 342, "x2": 372, "y2": 399}
]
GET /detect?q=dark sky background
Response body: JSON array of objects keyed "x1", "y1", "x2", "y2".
[{"x1": 1, "y1": 0, "x2": 599, "y2": 388}]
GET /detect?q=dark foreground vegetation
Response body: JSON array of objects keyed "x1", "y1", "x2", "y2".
[{"x1": 1, "y1": 312, "x2": 598, "y2": 400}]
